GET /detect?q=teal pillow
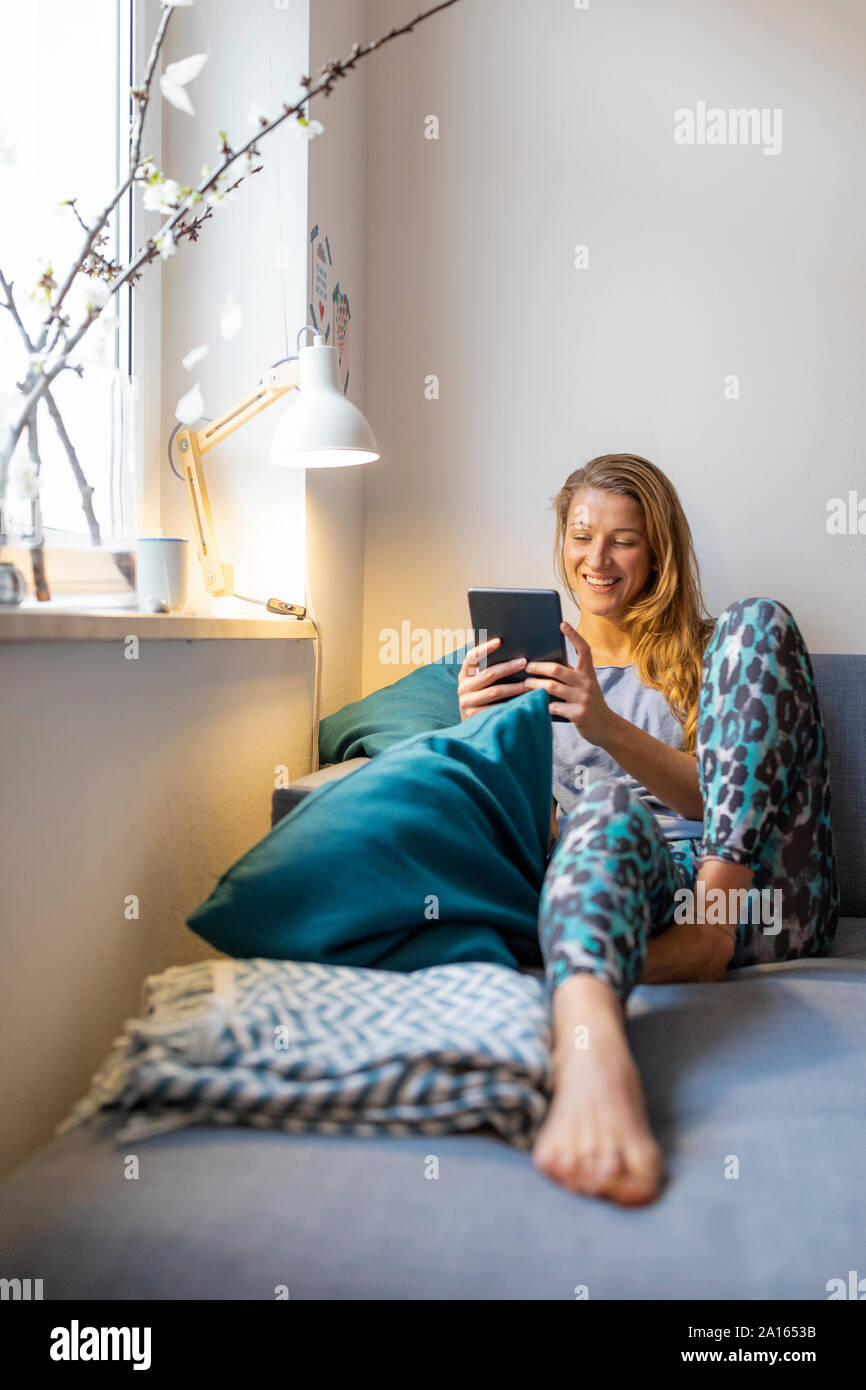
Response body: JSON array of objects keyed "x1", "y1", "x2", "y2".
[
  {"x1": 318, "y1": 648, "x2": 466, "y2": 763},
  {"x1": 188, "y1": 688, "x2": 552, "y2": 972}
]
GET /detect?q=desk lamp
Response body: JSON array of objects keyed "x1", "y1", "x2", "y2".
[{"x1": 171, "y1": 326, "x2": 377, "y2": 611}]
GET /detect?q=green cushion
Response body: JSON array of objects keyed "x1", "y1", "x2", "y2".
[
  {"x1": 318, "y1": 648, "x2": 466, "y2": 763},
  {"x1": 188, "y1": 688, "x2": 552, "y2": 972}
]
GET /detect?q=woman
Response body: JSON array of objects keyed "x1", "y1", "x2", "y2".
[{"x1": 457, "y1": 454, "x2": 838, "y2": 1207}]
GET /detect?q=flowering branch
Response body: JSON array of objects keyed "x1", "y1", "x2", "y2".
[
  {"x1": 0, "y1": 267, "x2": 99, "y2": 560},
  {"x1": 0, "y1": 0, "x2": 463, "y2": 590}
]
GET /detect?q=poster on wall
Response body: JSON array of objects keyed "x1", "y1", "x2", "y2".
[
  {"x1": 308, "y1": 225, "x2": 351, "y2": 395},
  {"x1": 308, "y1": 224, "x2": 332, "y2": 342},
  {"x1": 332, "y1": 282, "x2": 350, "y2": 396}
]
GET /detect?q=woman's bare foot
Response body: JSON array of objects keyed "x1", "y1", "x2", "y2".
[{"x1": 533, "y1": 974, "x2": 665, "y2": 1206}]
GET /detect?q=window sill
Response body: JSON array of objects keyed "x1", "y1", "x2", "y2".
[{"x1": 0, "y1": 604, "x2": 317, "y2": 643}]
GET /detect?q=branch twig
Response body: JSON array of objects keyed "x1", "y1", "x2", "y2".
[
  {"x1": 1, "y1": 268, "x2": 104, "y2": 545},
  {"x1": 24, "y1": 416, "x2": 49, "y2": 600}
]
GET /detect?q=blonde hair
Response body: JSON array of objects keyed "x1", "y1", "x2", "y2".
[{"x1": 551, "y1": 453, "x2": 714, "y2": 753}]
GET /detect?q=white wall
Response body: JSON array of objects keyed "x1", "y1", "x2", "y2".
[
  {"x1": 0, "y1": 637, "x2": 314, "y2": 1175},
  {"x1": 362, "y1": 0, "x2": 866, "y2": 692},
  {"x1": 0, "y1": 0, "x2": 370, "y2": 1176}
]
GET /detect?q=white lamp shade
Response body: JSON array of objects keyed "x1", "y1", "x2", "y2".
[{"x1": 269, "y1": 339, "x2": 378, "y2": 468}]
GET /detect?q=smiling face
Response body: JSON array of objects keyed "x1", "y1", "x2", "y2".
[{"x1": 564, "y1": 487, "x2": 655, "y2": 617}]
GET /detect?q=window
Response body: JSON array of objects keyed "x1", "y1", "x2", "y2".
[{"x1": 0, "y1": 0, "x2": 139, "y2": 549}]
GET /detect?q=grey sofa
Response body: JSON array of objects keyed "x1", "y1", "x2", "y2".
[{"x1": 1, "y1": 654, "x2": 863, "y2": 1300}]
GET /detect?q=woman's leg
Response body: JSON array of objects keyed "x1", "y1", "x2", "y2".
[
  {"x1": 533, "y1": 778, "x2": 689, "y2": 1203},
  {"x1": 697, "y1": 596, "x2": 839, "y2": 966},
  {"x1": 532, "y1": 597, "x2": 839, "y2": 1201},
  {"x1": 540, "y1": 779, "x2": 695, "y2": 997}
]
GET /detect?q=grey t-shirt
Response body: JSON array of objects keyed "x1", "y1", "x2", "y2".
[{"x1": 552, "y1": 661, "x2": 704, "y2": 841}]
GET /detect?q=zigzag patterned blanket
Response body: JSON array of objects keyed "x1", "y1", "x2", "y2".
[{"x1": 59, "y1": 958, "x2": 553, "y2": 1150}]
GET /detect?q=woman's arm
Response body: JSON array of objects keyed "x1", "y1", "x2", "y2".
[
  {"x1": 599, "y1": 713, "x2": 703, "y2": 821},
  {"x1": 525, "y1": 620, "x2": 703, "y2": 821}
]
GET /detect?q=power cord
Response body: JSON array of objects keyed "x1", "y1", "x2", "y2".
[{"x1": 305, "y1": 576, "x2": 323, "y2": 773}]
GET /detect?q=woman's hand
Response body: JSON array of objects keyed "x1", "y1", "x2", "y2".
[
  {"x1": 525, "y1": 620, "x2": 616, "y2": 747},
  {"x1": 458, "y1": 637, "x2": 530, "y2": 720}
]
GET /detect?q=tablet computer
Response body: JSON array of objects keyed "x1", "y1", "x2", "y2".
[{"x1": 467, "y1": 587, "x2": 570, "y2": 719}]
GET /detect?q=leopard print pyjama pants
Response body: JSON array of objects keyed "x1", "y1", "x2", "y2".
[{"x1": 537, "y1": 597, "x2": 840, "y2": 1000}]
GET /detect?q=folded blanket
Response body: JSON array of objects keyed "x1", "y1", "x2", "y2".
[{"x1": 59, "y1": 958, "x2": 553, "y2": 1150}]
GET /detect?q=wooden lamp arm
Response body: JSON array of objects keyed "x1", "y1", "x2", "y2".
[{"x1": 175, "y1": 358, "x2": 301, "y2": 597}]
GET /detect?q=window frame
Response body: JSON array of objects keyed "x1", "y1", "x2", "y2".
[
  {"x1": 122, "y1": 0, "x2": 162, "y2": 541},
  {"x1": 13, "y1": 0, "x2": 164, "y2": 595}
]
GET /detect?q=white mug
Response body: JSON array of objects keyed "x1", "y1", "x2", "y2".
[{"x1": 136, "y1": 537, "x2": 189, "y2": 613}]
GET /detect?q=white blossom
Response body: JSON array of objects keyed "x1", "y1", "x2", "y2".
[
  {"x1": 293, "y1": 116, "x2": 324, "y2": 140},
  {"x1": 159, "y1": 52, "x2": 208, "y2": 116},
  {"x1": 219, "y1": 292, "x2": 243, "y2": 341},
  {"x1": 154, "y1": 227, "x2": 177, "y2": 260},
  {"x1": 175, "y1": 382, "x2": 205, "y2": 424},
  {"x1": 182, "y1": 344, "x2": 208, "y2": 370},
  {"x1": 143, "y1": 177, "x2": 180, "y2": 215},
  {"x1": 74, "y1": 275, "x2": 112, "y2": 314},
  {"x1": 88, "y1": 282, "x2": 112, "y2": 312},
  {"x1": 246, "y1": 102, "x2": 268, "y2": 129}
]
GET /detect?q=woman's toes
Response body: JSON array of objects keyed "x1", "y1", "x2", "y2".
[
  {"x1": 608, "y1": 1173, "x2": 663, "y2": 1207},
  {"x1": 606, "y1": 1141, "x2": 666, "y2": 1206},
  {"x1": 532, "y1": 1132, "x2": 572, "y2": 1185},
  {"x1": 534, "y1": 1131, "x2": 665, "y2": 1205},
  {"x1": 573, "y1": 1148, "x2": 622, "y2": 1195},
  {"x1": 534, "y1": 1123, "x2": 597, "y2": 1193}
]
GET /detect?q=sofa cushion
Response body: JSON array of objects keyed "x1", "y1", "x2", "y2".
[
  {"x1": 189, "y1": 688, "x2": 552, "y2": 972},
  {"x1": 318, "y1": 648, "x2": 464, "y2": 763},
  {"x1": 812, "y1": 654, "x2": 866, "y2": 917}
]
